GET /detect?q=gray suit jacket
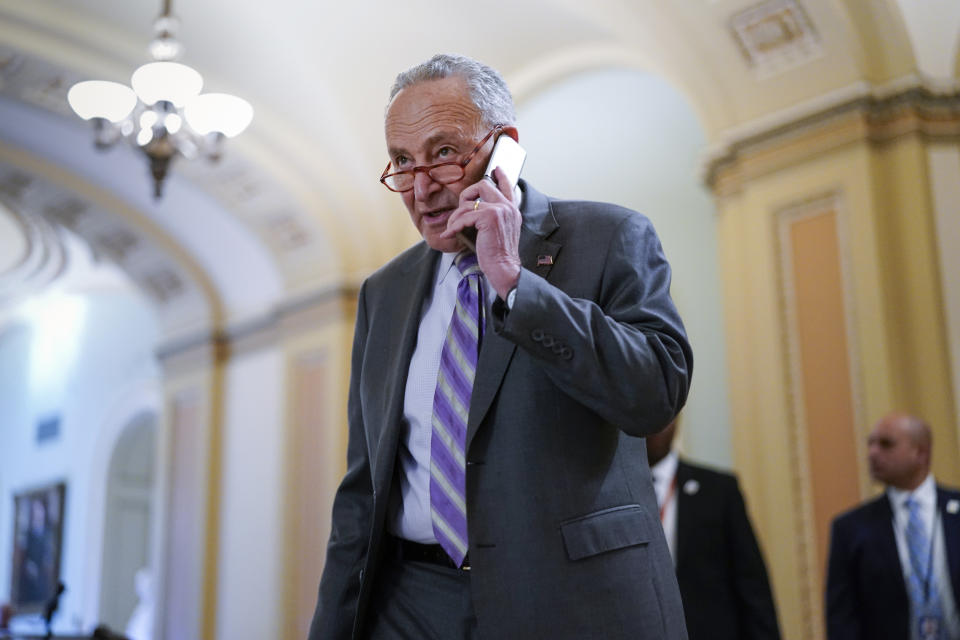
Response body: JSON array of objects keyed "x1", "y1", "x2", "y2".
[{"x1": 309, "y1": 181, "x2": 693, "y2": 639}]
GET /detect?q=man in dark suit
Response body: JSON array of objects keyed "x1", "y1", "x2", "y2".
[
  {"x1": 826, "y1": 412, "x2": 960, "y2": 639},
  {"x1": 308, "y1": 54, "x2": 693, "y2": 639},
  {"x1": 646, "y1": 420, "x2": 781, "y2": 640}
]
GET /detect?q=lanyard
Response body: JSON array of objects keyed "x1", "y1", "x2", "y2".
[{"x1": 920, "y1": 510, "x2": 940, "y2": 604}]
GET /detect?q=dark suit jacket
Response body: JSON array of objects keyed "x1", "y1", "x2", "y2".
[
  {"x1": 672, "y1": 460, "x2": 781, "y2": 640},
  {"x1": 308, "y1": 181, "x2": 693, "y2": 639},
  {"x1": 826, "y1": 485, "x2": 960, "y2": 640}
]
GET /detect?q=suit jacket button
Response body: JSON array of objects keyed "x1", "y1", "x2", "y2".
[{"x1": 531, "y1": 329, "x2": 544, "y2": 341}]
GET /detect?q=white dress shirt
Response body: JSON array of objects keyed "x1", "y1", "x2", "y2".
[
  {"x1": 389, "y1": 251, "x2": 495, "y2": 543},
  {"x1": 651, "y1": 450, "x2": 679, "y2": 563},
  {"x1": 887, "y1": 474, "x2": 960, "y2": 639}
]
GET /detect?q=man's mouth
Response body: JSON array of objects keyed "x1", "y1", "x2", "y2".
[{"x1": 422, "y1": 208, "x2": 452, "y2": 220}]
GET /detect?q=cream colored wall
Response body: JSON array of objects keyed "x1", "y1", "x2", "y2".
[
  {"x1": 869, "y1": 138, "x2": 959, "y2": 466},
  {"x1": 153, "y1": 293, "x2": 355, "y2": 640},
  {"x1": 157, "y1": 351, "x2": 222, "y2": 640},
  {"x1": 279, "y1": 296, "x2": 355, "y2": 640},
  {"x1": 928, "y1": 145, "x2": 960, "y2": 439}
]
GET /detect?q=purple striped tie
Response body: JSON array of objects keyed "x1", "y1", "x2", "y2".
[{"x1": 431, "y1": 251, "x2": 485, "y2": 566}]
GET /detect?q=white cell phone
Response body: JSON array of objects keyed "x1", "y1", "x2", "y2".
[{"x1": 484, "y1": 134, "x2": 526, "y2": 189}]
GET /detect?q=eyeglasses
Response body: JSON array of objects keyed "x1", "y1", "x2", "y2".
[{"x1": 380, "y1": 125, "x2": 502, "y2": 193}]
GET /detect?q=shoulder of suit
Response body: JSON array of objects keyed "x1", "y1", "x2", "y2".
[
  {"x1": 549, "y1": 196, "x2": 648, "y2": 226},
  {"x1": 364, "y1": 241, "x2": 433, "y2": 286},
  {"x1": 678, "y1": 458, "x2": 738, "y2": 485},
  {"x1": 936, "y1": 483, "x2": 960, "y2": 496},
  {"x1": 522, "y1": 181, "x2": 643, "y2": 225},
  {"x1": 831, "y1": 492, "x2": 890, "y2": 528},
  {"x1": 936, "y1": 484, "x2": 960, "y2": 510}
]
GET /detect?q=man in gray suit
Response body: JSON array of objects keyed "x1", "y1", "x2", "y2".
[{"x1": 309, "y1": 53, "x2": 693, "y2": 640}]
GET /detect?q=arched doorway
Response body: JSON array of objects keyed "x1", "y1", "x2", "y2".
[{"x1": 98, "y1": 412, "x2": 157, "y2": 633}]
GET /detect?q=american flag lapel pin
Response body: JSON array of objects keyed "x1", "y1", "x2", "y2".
[{"x1": 537, "y1": 254, "x2": 554, "y2": 266}]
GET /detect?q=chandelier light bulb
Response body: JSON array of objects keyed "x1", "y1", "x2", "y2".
[
  {"x1": 137, "y1": 127, "x2": 154, "y2": 146},
  {"x1": 67, "y1": 81, "x2": 137, "y2": 123},
  {"x1": 131, "y1": 61, "x2": 203, "y2": 107},
  {"x1": 165, "y1": 113, "x2": 183, "y2": 134},
  {"x1": 184, "y1": 93, "x2": 254, "y2": 137},
  {"x1": 140, "y1": 110, "x2": 159, "y2": 129}
]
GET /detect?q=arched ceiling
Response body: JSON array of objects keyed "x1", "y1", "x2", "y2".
[{"x1": 0, "y1": 0, "x2": 956, "y2": 340}]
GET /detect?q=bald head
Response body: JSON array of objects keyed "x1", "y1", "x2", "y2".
[{"x1": 867, "y1": 412, "x2": 932, "y2": 490}]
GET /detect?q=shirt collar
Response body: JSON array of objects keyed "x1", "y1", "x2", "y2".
[
  {"x1": 887, "y1": 473, "x2": 936, "y2": 510},
  {"x1": 438, "y1": 251, "x2": 458, "y2": 286},
  {"x1": 651, "y1": 450, "x2": 679, "y2": 486}
]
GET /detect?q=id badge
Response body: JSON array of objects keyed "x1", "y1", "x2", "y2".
[{"x1": 918, "y1": 615, "x2": 941, "y2": 640}]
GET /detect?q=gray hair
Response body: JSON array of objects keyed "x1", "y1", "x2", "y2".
[{"x1": 388, "y1": 53, "x2": 516, "y2": 127}]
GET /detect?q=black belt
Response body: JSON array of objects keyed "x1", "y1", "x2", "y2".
[{"x1": 390, "y1": 535, "x2": 471, "y2": 571}]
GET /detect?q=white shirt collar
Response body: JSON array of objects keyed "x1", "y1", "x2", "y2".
[
  {"x1": 650, "y1": 450, "x2": 679, "y2": 499},
  {"x1": 887, "y1": 473, "x2": 936, "y2": 510},
  {"x1": 438, "y1": 251, "x2": 458, "y2": 286},
  {"x1": 437, "y1": 251, "x2": 496, "y2": 306}
]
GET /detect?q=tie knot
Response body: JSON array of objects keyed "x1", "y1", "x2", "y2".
[
  {"x1": 454, "y1": 251, "x2": 481, "y2": 278},
  {"x1": 904, "y1": 496, "x2": 920, "y2": 514}
]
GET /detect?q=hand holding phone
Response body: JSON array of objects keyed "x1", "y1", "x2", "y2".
[{"x1": 457, "y1": 134, "x2": 527, "y2": 251}]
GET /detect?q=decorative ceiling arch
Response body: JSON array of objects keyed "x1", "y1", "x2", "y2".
[
  {"x1": 0, "y1": 196, "x2": 68, "y2": 307},
  {"x1": 506, "y1": 43, "x2": 728, "y2": 141},
  {"x1": 833, "y1": 0, "x2": 917, "y2": 84},
  {"x1": 0, "y1": 17, "x2": 348, "y2": 297},
  {"x1": 0, "y1": 149, "x2": 215, "y2": 344}
]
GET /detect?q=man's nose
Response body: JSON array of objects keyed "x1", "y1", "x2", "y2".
[{"x1": 412, "y1": 170, "x2": 439, "y2": 201}]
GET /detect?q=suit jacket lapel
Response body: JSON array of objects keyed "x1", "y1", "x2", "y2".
[
  {"x1": 874, "y1": 494, "x2": 907, "y2": 589},
  {"x1": 373, "y1": 245, "x2": 438, "y2": 491},
  {"x1": 466, "y1": 182, "x2": 561, "y2": 448}
]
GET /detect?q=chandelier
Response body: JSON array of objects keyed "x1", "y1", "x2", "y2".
[{"x1": 67, "y1": 0, "x2": 253, "y2": 198}]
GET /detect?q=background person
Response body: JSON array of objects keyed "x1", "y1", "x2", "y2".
[
  {"x1": 647, "y1": 419, "x2": 781, "y2": 640},
  {"x1": 826, "y1": 412, "x2": 960, "y2": 639}
]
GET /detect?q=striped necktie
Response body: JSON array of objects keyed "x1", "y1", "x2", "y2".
[
  {"x1": 904, "y1": 497, "x2": 944, "y2": 639},
  {"x1": 430, "y1": 251, "x2": 485, "y2": 567}
]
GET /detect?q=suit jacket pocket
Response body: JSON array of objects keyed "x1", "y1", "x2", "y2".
[{"x1": 560, "y1": 504, "x2": 650, "y2": 561}]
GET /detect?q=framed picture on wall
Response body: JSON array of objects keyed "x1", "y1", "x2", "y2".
[{"x1": 9, "y1": 482, "x2": 66, "y2": 613}]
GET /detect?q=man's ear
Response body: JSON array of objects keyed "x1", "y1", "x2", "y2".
[{"x1": 501, "y1": 126, "x2": 519, "y2": 143}]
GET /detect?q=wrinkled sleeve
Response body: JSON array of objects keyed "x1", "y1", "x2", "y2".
[{"x1": 494, "y1": 212, "x2": 692, "y2": 436}]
